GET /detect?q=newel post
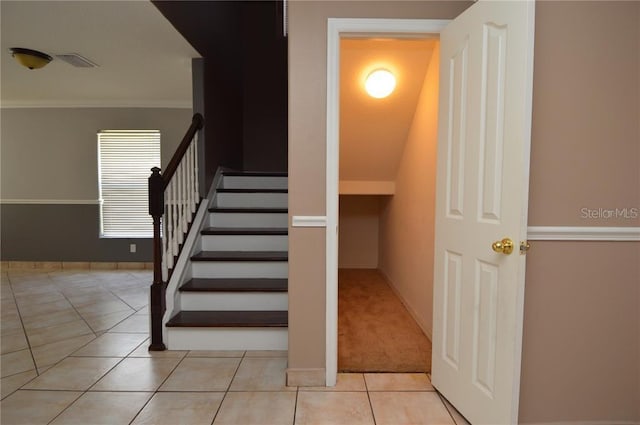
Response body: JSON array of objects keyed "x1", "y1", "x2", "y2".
[{"x1": 148, "y1": 167, "x2": 166, "y2": 351}]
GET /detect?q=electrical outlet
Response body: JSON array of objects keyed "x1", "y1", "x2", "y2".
[{"x1": 129, "y1": 243, "x2": 136, "y2": 253}]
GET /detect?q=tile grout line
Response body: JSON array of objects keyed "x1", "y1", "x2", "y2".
[
  {"x1": 224, "y1": 350, "x2": 247, "y2": 392},
  {"x1": 1, "y1": 270, "x2": 152, "y2": 401},
  {"x1": 208, "y1": 350, "x2": 247, "y2": 424},
  {"x1": 292, "y1": 385, "x2": 299, "y2": 425},
  {"x1": 148, "y1": 345, "x2": 190, "y2": 393},
  {"x1": 15, "y1": 272, "x2": 147, "y2": 420},
  {"x1": 26, "y1": 334, "x2": 109, "y2": 382},
  {"x1": 107, "y1": 277, "x2": 147, "y2": 312},
  {"x1": 207, "y1": 390, "x2": 224, "y2": 425},
  {"x1": 79, "y1": 274, "x2": 148, "y2": 321},
  {"x1": 437, "y1": 390, "x2": 462, "y2": 425},
  {"x1": 86, "y1": 309, "x2": 138, "y2": 334},
  {"x1": 52, "y1": 330, "x2": 173, "y2": 424},
  {"x1": 48, "y1": 353, "x2": 128, "y2": 423},
  {"x1": 44, "y1": 270, "x2": 101, "y2": 346},
  {"x1": 61, "y1": 270, "x2": 143, "y2": 333},
  {"x1": 44, "y1": 390, "x2": 84, "y2": 425},
  {"x1": 126, "y1": 390, "x2": 157, "y2": 424},
  {"x1": 363, "y1": 373, "x2": 378, "y2": 425},
  {"x1": 5, "y1": 272, "x2": 41, "y2": 381}
]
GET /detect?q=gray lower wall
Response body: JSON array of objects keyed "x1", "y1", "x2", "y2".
[{"x1": 0, "y1": 204, "x2": 152, "y2": 262}]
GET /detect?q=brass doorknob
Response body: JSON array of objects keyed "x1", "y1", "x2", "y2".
[{"x1": 492, "y1": 238, "x2": 514, "y2": 255}]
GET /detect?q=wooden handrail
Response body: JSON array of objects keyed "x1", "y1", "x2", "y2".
[
  {"x1": 148, "y1": 113, "x2": 204, "y2": 351},
  {"x1": 162, "y1": 113, "x2": 204, "y2": 188}
]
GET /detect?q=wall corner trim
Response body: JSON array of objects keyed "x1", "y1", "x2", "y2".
[
  {"x1": 527, "y1": 226, "x2": 640, "y2": 241},
  {"x1": 291, "y1": 216, "x2": 327, "y2": 227}
]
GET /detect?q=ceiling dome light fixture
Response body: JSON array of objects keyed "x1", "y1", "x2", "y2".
[
  {"x1": 9, "y1": 47, "x2": 53, "y2": 70},
  {"x1": 365, "y1": 69, "x2": 396, "y2": 99}
]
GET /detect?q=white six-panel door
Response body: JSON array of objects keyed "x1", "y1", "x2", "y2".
[{"x1": 431, "y1": 1, "x2": 535, "y2": 424}]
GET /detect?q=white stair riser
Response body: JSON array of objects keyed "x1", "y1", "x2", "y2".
[
  {"x1": 167, "y1": 328, "x2": 288, "y2": 350},
  {"x1": 215, "y1": 193, "x2": 287, "y2": 209},
  {"x1": 181, "y1": 292, "x2": 288, "y2": 311},
  {"x1": 222, "y1": 176, "x2": 288, "y2": 190},
  {"x1": 209, "y1": 213, "x2": 288, "y2": 228},
  {"x1": 201, "y1": 235, "x2": 288, "y2": 251},
  {"x1": 191, "y1": 261, "x2": 288, "y2": 279}
]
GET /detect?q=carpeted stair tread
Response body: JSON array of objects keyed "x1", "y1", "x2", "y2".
[
  {"x1": 208, "y1": 207, "x2": 288, "y2": 213},
  {"x1": 201, "y1": 227, "x2": 287, "y2": 236},
  {"x1": 180, "y1": 278, "x2": 288, "y2": 292},
  {"x1": 166, "y1": 310, "x2": 288, "y2": 327},
  {"x1": 191, "y1": 251, "x2": 288, "y2": 261}
]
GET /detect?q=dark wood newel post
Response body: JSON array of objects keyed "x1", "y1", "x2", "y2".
[
  {"x1": 148, "y1": 167, "x2": 166, "y2": 351},
  {"x1": 146, "y1": 114, "x2": 204, "y2": 352}
]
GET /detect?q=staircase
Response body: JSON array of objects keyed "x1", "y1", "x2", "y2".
[{"x1": 163, "y1": 170, "x2": 288, "y2": 351}]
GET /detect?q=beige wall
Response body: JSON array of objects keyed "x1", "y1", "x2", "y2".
[
  {"x1": 519, "y1": 2, "x2": 640, "y2": 423},
  {"x1": 338, "y1": 196, "x2": 380, "y2": 269},
  {"x1": 527, "y1": 1, "x2": 640, "y2": 228},
  {"x1": 520, "y1": 242, "x2": 639, "y2": 424},
  {"x1": 289, "y1": 1, "x2": 639, "y2": 422},
  {"x1": 288, "y1": 0, "x2": 472, "y2": 376},
  {"x1": 0, "y1": 107, "x2": 192, "y2": 200},
  {"x1": 378, "y1": 44, "x2": 439, "y2": 338}
]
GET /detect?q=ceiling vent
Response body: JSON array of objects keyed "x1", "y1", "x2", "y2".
[{"x1": 55, "y1": 53, "x2": 99, "y2": 68}]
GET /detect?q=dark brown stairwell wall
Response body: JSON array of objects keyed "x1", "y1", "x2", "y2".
[
  {"x1": 241, "y1": 1, "x2": 288, "y2": 172},
  {"x1": 153, "y1": 1, "x2": 288, "y2": 189},
  {"x1": 152, "y1": 1, "x2": 243, "y2": 192}
]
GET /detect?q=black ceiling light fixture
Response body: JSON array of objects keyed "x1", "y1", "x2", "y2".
[{"x1": 9, "y1": 47, "x2": 53, "y2": 70}]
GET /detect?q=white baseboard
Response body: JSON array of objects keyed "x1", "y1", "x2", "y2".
[
  {"x1": 378, "y1": 269, "x2": 433, "y2": 342},
  {"x1": 0, "y1": 261, "x2": 152, "y2": 270}
]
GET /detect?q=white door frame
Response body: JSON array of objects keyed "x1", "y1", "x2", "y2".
[{"x1": 325, "y1": 18, "x2": 450, "y2": 386}]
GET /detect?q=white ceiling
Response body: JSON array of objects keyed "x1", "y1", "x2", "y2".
[
  {"x1": 0, "y1": 1, "x2": 200, "y2": 108},
  {"x1": 340, "y1": 38, "x2": 437, "y2": 184}
]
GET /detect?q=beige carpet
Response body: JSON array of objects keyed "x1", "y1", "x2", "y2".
[{"x1": 338, "y1": 269, "x2": 432, "y2": 373}]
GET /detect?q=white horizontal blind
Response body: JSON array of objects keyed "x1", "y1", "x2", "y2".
[{"x1": 98, "y1": 130, "x2": 160, "y2": 238}]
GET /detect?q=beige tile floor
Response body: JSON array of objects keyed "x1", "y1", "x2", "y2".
[{"x1": 1, "y1": 269, "x2": 469, "y2": 425}]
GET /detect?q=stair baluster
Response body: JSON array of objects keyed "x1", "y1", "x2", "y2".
[{"x1": 148, "y1": 113, "x2": 204, "y2": 351}]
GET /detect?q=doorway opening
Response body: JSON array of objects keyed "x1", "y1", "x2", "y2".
[
  {"x1": 337, "y1": 36, "x2": 440, "y2": 372},
  {"x1": 326, "y1": 4, "x2": 536, "y2": 421},
  {"x1": 325, "y1": 19, "x2": 449, "y2": 385}
]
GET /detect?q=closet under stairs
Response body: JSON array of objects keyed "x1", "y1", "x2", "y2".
[{"x1": 163, "y1": 171, "x2": 288, "y2": 350}]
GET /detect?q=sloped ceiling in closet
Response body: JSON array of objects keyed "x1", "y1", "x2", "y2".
[{"x1": 340, "y1": 38, "x2": 437, "y2": 193}]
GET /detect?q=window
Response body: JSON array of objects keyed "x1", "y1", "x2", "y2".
[{"x1": 97, "y1": 130, "x2": 160, "y2": 238}]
